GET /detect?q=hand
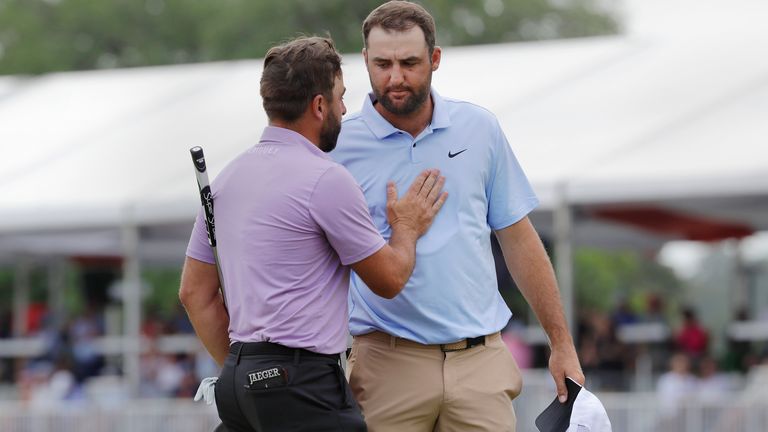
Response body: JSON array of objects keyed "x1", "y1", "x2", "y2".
[
  {"x1": 548, "y1": 343, "x2": 585, "y2": 403},
  {"x1": 386, "y1": 169, "x2": 448, "y2": 237}
]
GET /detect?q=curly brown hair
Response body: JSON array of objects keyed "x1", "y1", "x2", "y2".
[
  {"x1": 362, "y1": 1, "x2": 437, "y2": 55},
  {"x1": 260, "y1": 36, "x2": 342, "y2": 122}
]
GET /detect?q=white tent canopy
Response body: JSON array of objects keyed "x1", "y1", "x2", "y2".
[{"x1": 2, "y1": 0, "x2": 767, "y2": 257}]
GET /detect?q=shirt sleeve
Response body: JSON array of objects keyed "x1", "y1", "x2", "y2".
[
  {"x1": 185, "y1": 208, "x2": 216, "y2": 264},
  {"x1": 486, "y1": 118, "x2": 539, "y2": 230},
  {"x1": 309, "y1": 164, "x2": 387, "y2": 266}
]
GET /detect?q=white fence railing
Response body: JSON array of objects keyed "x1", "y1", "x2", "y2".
[
  {"x1": 513, "y1": 390, "x2": 768, "y2": 432},
  {"x1": 0, "y1": 400, "x2": 221, "y2": 432},
  {"x1": 3, "y1": 395, "x2": 766, "y2": 432},
  {"x1": 2, "y1": 370, "x2": 768, "y2": 432}
]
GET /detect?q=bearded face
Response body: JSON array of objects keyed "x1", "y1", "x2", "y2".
[
  {"x1": 371, "y1": 74, "x2": 431, "y2": 116},
  {"x1": 365, "y1": 26, "x2": 438, "y2": 118},
  {"x1": 319, "y1": 106, "x2": 341, "y2": 153}
]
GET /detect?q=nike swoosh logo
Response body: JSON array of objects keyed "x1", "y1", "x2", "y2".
[{"x1": 448, "y1": 149, "x2": 467, "y2": 158}]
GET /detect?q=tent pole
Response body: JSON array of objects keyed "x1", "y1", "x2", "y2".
[
  {"x1": 554, "y1": 184, "x2": 575, "y2": 344},
  {"x1": 47, "y1": 259, "x2": 67, "y2": 332},
  {"x1": 12, "y1": 258, "x2": 31, "y2": 337},
  {"x1": 121, "y1": 218, "x2": 142, "y2": 398},
  {"x1": 732, "y1": 239, "x2": 748, "y2": 313}
]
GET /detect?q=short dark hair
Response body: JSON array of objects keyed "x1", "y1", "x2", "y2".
[
  {"x1": 363, "y1": 1, "x2": 436, "y2": 55},
  {"x1": 260, "y1": 36, "x2": 342, "y2": 122}
]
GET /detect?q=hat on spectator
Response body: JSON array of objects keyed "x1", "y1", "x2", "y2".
[{"x1": 536, "y1": 377, "x2": 612, "y2": 432}]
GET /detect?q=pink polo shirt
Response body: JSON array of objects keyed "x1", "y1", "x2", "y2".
[{"x1": 186, "y1": 126, "x2": 385, "y2": 354}]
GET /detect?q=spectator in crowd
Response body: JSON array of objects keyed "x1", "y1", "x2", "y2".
[
  {"x1": 675, "y1": 307, "x2": 709, "y2": 359},
  {"x1": 610, "y1": 298, "x2": 638, "y2": 328},
  {"x1": 25, "y1": 302, "x2": 48, "y2": 335},
  {"x1": 723, "y1": 308, "x2": 756, "y2": 373},
  {"x1": 139, "y1": 339, "x2": 165, "y2": 398},
  {"x1": 578, "y1": 311, "x2": 630, "y2": 390},
  {"x1": 643, "y1": 293, "x2": 667, "y2": 325},
  {"x1": 657, "y1": 352, "x2": 697, "y2": 419},
  {"x1": 696, "y1": 355, "x2": 731, "y2": 404},
  {"x1": 139, "y1": 340, "x2": 187, "y2": 398},
  {"x1": 0, "y1": 306, "x2": 11, "y2": 338},
  {"x1": 174, "y1": 355, "x2": 199, "y2": 398},
  {"x1": 29, "y1": 356, "x2": 82, "y2": 408},
  {"x1": 168, "y1": 303, "x2": 195, "y2": 334},
  {"x1": 141, "y1": 306, "x2": 167, "y2": 339},
  {"x1": 741, "y1": 354, "x2": 768, "y2": 400},
  {"x1": 155, "y1": 353, "x2": 187, "y2": 397},
  {"x1": 632, "y1": 294, "x2": 672, "y2": 378},
  {"x1": 17, "y1": 361, "x2": 52, "y2": 404},
  {"x1": 67, "y1": 304, "x2": 105, "y2": 382}
]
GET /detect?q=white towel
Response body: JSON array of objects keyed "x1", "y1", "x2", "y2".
[{"x1": 193, "y1": 376, "x2": 218, "y2": 405}]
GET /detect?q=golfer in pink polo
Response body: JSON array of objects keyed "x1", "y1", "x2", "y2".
[{"x1": 180, "y1": 36, "x2": 447, "y2": 432}]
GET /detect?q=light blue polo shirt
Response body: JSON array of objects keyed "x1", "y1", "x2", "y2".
[{"x1": 331, "y1": 89, "x2": 539, "y2": 344}]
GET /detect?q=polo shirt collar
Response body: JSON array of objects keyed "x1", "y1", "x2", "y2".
[
  {"x1": 360, "y1": 88, "x2": 452, "y2": 139},
  {"x1": 259, "y1": 126, "x2": 331, "y2": 160}
]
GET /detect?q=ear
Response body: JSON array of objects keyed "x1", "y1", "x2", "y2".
[
  {"x1": 363, "y1": 48, "x2": 369, "y2": 69},
  {"x1": 310, "y1": 94, "x2": 325, "y2": 122},
  {"x1": 431, "y1": 46, "x2": 442, "y2": 71}
]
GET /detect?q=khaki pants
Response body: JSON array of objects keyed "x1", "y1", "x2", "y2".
[{"x1": 348, "y1": 331, "x2": 522, "y2": 432}]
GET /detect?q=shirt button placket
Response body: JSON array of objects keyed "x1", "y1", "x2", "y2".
[{"x1": 409, "y1": 135, "x2": 419, "y2": 164}]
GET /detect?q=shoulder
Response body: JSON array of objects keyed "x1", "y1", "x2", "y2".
[
  {"x1": 313, "y1": 162, "x2": 359, "y2": 193},
  {"x1": 340, "y1": 111, "x2": 368, "y2": 135},
  {"x1": 210, "y1": 147, "x2": 254, "y2": 188},
  {"x1": 334, "y1": 111, "x2": 379, "y2": 163},
  {"x1": 338, "y1": 110, "x2": 373, "y2": 141},
  {"x1": 442, "y1": 97, "x2": 500, "y2": 124},
  {"x1": 440, "y1": 97, "x2": 503, "y2": 141},
  {"x1": 439, "y1": 97, "x2": 505, "y2": 152},
  {"x1": 342, "y1": 110, "x2": 365, "y2": 125},
  {"x1": 309, "y1": 163, "x2": 367, "y2": 214}
]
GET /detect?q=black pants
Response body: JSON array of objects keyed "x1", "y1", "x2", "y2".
[{"x1": 214, "y1": 342, "x2": 367, "y2": 432}]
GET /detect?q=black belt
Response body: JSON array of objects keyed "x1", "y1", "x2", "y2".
[
  {"x1": 440, "y1": 335, "x2": 487, "y2": 352},
  {"x1": 362, "y1": 330, "x2": 494, "y2": 352},
  {"x1": 229, "y1": 341, "x2": 340, "y2": 361}
]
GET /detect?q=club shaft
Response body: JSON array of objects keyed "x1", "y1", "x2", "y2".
[{"x1": 190, "y1": 146, "x2": 227, "y2": 310}]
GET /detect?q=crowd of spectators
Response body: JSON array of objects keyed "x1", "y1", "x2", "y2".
[
  {"x1": 1, "y1": 300, "x2": 214, "y2": 406},
  {"x1": 4, "y1": 289, "x2": 768, "y2": 409},
  {"x1": 556, "y1": 294, "x2": 766, "y2": 395}
]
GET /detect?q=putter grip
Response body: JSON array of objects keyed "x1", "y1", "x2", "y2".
[
  {"x1": 190, "y1": 146, "x2": 207, "y2": 174},
  {"x1": 190, "y1": 146, "x2": 217, "y2": 248}
]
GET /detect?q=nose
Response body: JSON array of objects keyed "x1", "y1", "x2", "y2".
[
  {"x1": 342, "y1": 101, "x2": 347, "y2": 116},
  {"x1": 389, "y1": 64, "x2": 404, "y2": 86}
]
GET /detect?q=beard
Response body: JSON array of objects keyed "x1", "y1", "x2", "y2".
[
  {"x1": 319, "y1": 109, "x2": 341, "y2": 153},
  {"x1": 372, "y1": 74, "x2": 431, "y2": 116}
]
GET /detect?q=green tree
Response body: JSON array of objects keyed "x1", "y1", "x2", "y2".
[
  {"x1": 0, "y1": 0, "x2": 618, "y2": 75},
  {"x1": 142, "y1": 267, "x2": 182, "y2": 317},
  {"x1": 573, "y1": 248, "x2": 681, "y2": 314}
]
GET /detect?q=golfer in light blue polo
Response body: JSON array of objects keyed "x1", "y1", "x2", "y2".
[{"x1": 330, "y1": 2, "x2": 583, "y2": 431}]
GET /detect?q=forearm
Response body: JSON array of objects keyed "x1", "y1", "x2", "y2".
[
  {"x1": 350, "y1": 224, "x2": 420, "y2": 299},
  {"x1": 179, "y1": 257, "x2": 230, "y2": 367},
  {"x1": 184, "y1": 295, "x2": 230, "y2": 366},
  {"x1": 386, "y1": 224, "x2": 420, "y2": 287},
  {"x1": 496, "y1": 218, "x2": 584, "y2": 393},
  {"x1": 496, "y1": 219, "x2": 573, "y2": 348},
  {"x1": 352, "y1": 170, "x2": 445, "y2": 298},
  {"x1": 512, "y1": 251, "x2": 573, "y2": 347}
]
